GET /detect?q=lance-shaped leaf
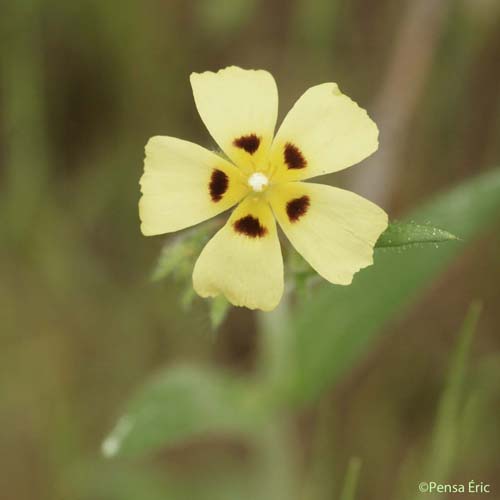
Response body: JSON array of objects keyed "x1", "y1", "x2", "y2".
[
  {"x1": 102, "y1": 364, "x2": 271, "y2": 458},
  {"x1": 375, "y1": 222, "x2": 458, "y2": 248}
]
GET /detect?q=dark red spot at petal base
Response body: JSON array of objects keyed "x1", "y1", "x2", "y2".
[
  {"x1": 233, "y1": 215, "x2": 267, "y2": 238},
  {"x1": 286, "y1": 195, "x2": 310, "y2": 222},
  {"x1": 284, "y1": 142, "x2": 307, "y2": 169},
  {"x1": 209, "y1": 169, "x2": 229, "y2": 202},
  {"x1": 233, "y1": 134, "x2": 260, "y2": 154}
]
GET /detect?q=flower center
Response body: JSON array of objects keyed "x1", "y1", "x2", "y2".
[{"x1": 247, "y1": 172, "x2": 269, "y2": 192}]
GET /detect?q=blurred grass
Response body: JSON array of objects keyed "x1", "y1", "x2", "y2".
[
  {"x1": 427, "y1": 302, "x2": 481, "y2": 482},
  {"x1": 340, "y1": 457, "x2": 362, "y2": 500},
  {"x1": 1, "y1": 1, "x2": 500, "y2": 499},
  {"x1": 414, "y1": 302, "x2": 482, "y2": 500}
]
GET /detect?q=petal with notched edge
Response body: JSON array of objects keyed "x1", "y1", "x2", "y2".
[
  {"x1": 269, "y1": 83, "x2": 378, "y2": 182},
  {"x1": 268, "y1": 182, "x2": 388, "y2": 285},
  {"x1": 193, "y1": 196, "x2": 283, "y2": 311},
  {"x1": 190, "y1": 66, "x2": 278, "y2": 174},
  {"x1": 139, "y1": 136, "x2": 248, "y2": 235}
]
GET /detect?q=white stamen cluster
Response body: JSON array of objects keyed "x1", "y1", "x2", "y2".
[{"x1": 248, "y1": 172, "x2": 269, "y2": 192}]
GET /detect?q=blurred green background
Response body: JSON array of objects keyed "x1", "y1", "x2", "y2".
[{"x1": 1, "y1": 1, "x2": 500, "y2": 499}]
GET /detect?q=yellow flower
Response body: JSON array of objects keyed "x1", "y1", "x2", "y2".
[{"x1": 139, "y1": 66, "x2": 388, "y2": 311}]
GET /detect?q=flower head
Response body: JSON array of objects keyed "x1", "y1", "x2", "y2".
[{"x1": 139, "y1": 66, "x2": 388, "y2": 311}]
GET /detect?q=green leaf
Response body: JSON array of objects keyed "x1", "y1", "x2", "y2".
[
  {"x1": 102, "y1": 365, "x2": 271, "y2": 458},
  {"x1": 375, "y1": 222, "x2": 458, "y2": 248},
  {"x1": 271, "y1": 168, "x2": 500, "y2": 405}
]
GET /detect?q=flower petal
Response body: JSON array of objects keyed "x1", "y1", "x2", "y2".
[
  {"x1": 268, "y1": 182, "x2": 388, "y2": 284},
  {"x1": 190, "y1": 66, "x2": 278, "y2": 174},
  {"x1": 269, "y1": 83, "x2": 378, "y2": 182},
  {"x1": 193, "y1": 196, "x2": 283, "y2": 311},
  {"x1": 139, "y1": 136, "x2": 248, "y2": 235}
]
